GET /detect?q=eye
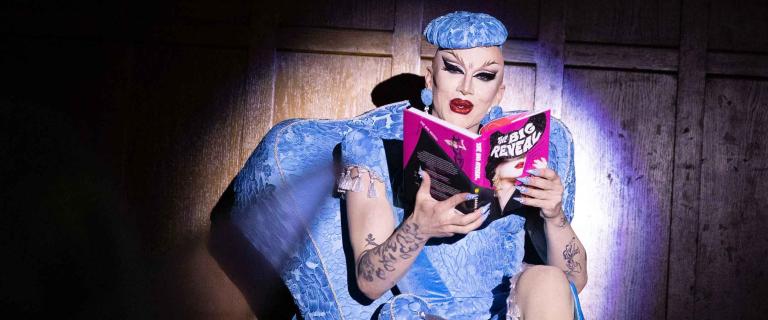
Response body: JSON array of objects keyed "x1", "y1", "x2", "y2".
[
  {"x1": 441, "y1": 58, "x2": 464, "y2": 74},
  {"x1": 475, "y1": 72, "x2": 497, "y2": 81}
]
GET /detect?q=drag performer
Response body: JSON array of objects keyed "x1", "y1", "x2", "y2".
[{"x1": 336, "y1": 11, "x2": 587, "y2": 319}]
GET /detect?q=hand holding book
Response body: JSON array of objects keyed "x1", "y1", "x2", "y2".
[
  {"x1": 513, "y1": 167, "x2": 566, "y2": 221},
  {"x1": 403, "y1": 107, "x2": 551, "y2": 216},
  {"x1": 405, "y1": 170, "x2": 488, "y2": 239},
  {"x1": 495, "y1": 157, "x2": 547, "y2": 210}
]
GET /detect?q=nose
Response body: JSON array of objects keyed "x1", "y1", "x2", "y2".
[{"x1": 458, "y1": 74, "x2": 473, "y2": 95}]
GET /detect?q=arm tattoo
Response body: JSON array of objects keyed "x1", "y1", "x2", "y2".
[
  {"x1": 562, "y1": 237, "x2": 582, "y2": 276},
  {"x1": 357, "y1": 222, "x2": 425, "y2": 282},
  {"x1": 556, "y1": 215, "x2": 568, "y2": 228},
  {"x1": 396, "y1": 223, "x2": 423, "y2": 259},
  {"x1": 365, "y1": 233, "x2": 379, "y2": 248}
]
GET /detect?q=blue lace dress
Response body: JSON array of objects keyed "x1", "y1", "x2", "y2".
[{"x1": 337, "y1": 105, "x2": 578, "y2": 319}]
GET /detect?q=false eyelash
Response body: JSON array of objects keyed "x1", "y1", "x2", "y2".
[
  {"x1": 442, "y1": 57, "x2": 463, "y2": 74},
  {"x1": 475, "y1": 72, "x2": 497, "y2": 81}
]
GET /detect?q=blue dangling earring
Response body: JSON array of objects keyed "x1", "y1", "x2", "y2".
[{"x1": 420, "y1": 88, "x2": 433, "y2": 114}]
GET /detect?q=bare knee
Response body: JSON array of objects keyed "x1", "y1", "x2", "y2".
[
  {"x1": 517, "y1": 265, "x2": 569, "y2": 290},
  {"x1": 515, "y1": 265, "x2": 572, "y2": 319}
]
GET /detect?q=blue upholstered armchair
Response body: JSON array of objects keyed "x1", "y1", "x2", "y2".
[{"x1": 210, "y1": 101, "x2": 582, "y2": 319}]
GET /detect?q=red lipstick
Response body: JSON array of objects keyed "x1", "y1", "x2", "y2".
[{"x1": 449, "y1": 98, "x2": 474, "y2": 114}]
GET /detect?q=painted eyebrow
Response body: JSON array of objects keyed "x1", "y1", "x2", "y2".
[
  {"x1": 443, "y1": 51, "x2": 500, "y2": 69},
  {"x1": 444, "y1": 51, "x2": 465, "y2": 65}
]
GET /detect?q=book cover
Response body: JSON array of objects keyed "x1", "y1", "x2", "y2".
[{"x1": 402, "y1": 107, "x2": 550, "y2": 214}]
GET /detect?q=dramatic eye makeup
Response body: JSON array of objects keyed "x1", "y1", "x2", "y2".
[
  {"x1": 441, "y1": 57, "x2": 463, "y2": 74},
  {"x1": 475, "y1": 60, "x2": 499, "y2": 81},
  {"x1": 474, "y1": 71, "x2": 497, "y2": 81},
  {"x1": 441, "y1": 56, "x2": 498, "y2": 81}
]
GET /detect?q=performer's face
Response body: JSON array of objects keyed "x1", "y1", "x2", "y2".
[{"x1": 425, "y1": 46, "x2": 505, "y2": 132}]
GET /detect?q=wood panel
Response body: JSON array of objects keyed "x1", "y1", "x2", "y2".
[
  {"x1": 565, "y1": 43, "x2": 678, "y2": 72},
  {"x1": 708, "y1": 0, "x2": 768, "y2": 53},
  {"x1": 707, "y1": 52, "x2": 768, "y2": 78},
  {"x1": 272, "y1": 52, "x2": 392, "y2": 122},
  {"x1": 565, "y1": 0, "x2": 680, "y2": 47},
  {"x1": 241, "y1": 4, "x2": 279, "y2": 161},
  {"x1": 279, "y1": 0, "x2": 395, "y2": 31},
  {"x1": 501, "y1": 39, "x2": 539, "y2": 64},
  {"x1": 276, "y1": 27, "x2": 392, "y2": 56},
  {"x1": 534, "y1": 0, "x2": 565, "y2": 116},
  {"x1": 697, "y1": 78, "x2": 768, "y2": 320},
  {"x1": 419, "y1": 58, "x2": 536, "y2": 111},
  {"x1": 562, "y1": 68, "x2": 677, "y2": 319},
  {"x1": 501, "y1": 64, "x2": 537, "y2": 110},
  {"x1": 422, "y1": 0, "x2": 539, "y2": 39},
  {"x1": 392, "y1": 0, "x2": 424, "y2": 75},
  {"x1": 667, "y1": 0, "x2": 708, "y2": 318}
]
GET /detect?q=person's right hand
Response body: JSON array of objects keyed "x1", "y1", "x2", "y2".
[{"x1": 407, "y1": 170, "x2": 487, "y2": 239}]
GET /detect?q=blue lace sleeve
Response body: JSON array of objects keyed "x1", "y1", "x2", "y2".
[
  {"x1": 549, "y1": 117, "x2": 576, "y2": 222},
  {"x1": 337, "y1": 129, "x2": 390, "y2": 199}
]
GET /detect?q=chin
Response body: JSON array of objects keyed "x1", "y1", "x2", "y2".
[{"x1": 443, "y1": 114, "x2": 474, "y2": 128}]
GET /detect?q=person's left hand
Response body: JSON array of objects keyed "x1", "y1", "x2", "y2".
[{"x1": 514, "y1": 167, "x2": 564, "y2": 219}]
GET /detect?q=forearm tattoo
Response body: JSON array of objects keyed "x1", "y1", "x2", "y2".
[
  {"x1": 556, "y1": 215, "x2": 568, "y2": 228},
  {"x1": 357, "y1": 222, "x2": 425, "y2": 282},
  {"x1": 563, "y1": 237, "x2": 582, "y2": 276},
  {"x1": 365, "y1": 233, "x2": 379, "y2": 248}
]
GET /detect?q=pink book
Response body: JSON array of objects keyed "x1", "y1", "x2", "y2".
[{"x1": 402, "y1": 107, "x2": 551, "y2": 213}]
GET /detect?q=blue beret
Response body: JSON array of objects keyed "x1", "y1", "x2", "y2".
[{"x1": 424, "y1": 11, "x2": 508, "y2": 49}]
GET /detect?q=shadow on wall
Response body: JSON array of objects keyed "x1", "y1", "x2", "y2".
[
  {"x1": 371, "y1": 73, "x2": 426, "y2": 109},
  {"x1": 208, "y1": 73, "x2": 426, "y2": 318}
]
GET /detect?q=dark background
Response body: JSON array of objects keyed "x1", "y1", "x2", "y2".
[{"x1": 2, "y1": 0, "x2": 767, "y2": 319}]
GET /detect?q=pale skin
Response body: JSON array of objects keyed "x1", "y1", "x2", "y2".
[{"x1": 346, "y1": 46, "x2": 587, "y2": 319}]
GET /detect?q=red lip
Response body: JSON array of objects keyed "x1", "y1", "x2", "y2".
[{"x1": 449, "y1": 98, "x2": 474, "y2": 114}]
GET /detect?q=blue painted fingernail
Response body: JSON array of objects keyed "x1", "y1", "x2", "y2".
[
  {"x1": 465, "y1": 194, "x2": 479, "y2": 201},
  {"x1": 518, "y1": 176, "x2": 530, "y2": 184},
  {"x1": 527, "y1": 169, "x2": 539, "y2": 176},
  {"x1": 515, "y1": 185, "x2": 527, "y2": 193},
  {"x1": 418, "y1": 169, "x2": 425, "y2": 178},
  {"x1": 513, "y1": 197, "x2": 524, "y2": 204}
]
